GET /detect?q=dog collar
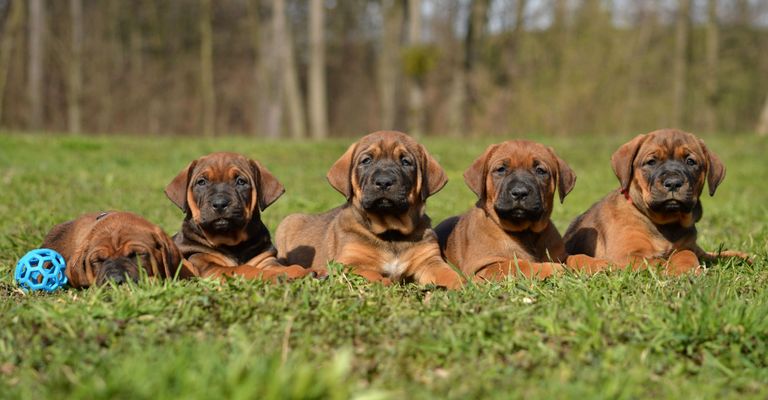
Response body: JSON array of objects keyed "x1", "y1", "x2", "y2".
[{"x1": 621, "y1": 189, "x2": 631, "y2": 202}]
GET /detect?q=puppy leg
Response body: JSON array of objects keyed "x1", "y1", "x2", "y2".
[
  {"x1": 189, "y1": 253, "x2": 310, "y2": 283},
  {"x1": 475, "y1": 259, "x2": 565, "y2": 281},
  {"x1": 694, "y1": 245, "x2": 752, "y2": 265},
  {"x1": 565, "y1": 254, "x2": 612, "y2": 273},
  {"x1": 347, "y1": 267, "x2": 392, "y2": 285},
  {"x1": 413, "y1": 262, "x2": 464, "y2": 289}
]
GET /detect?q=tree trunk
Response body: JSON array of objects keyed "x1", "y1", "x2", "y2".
[
  {"x1": 27, "y1": 0, "x2": 45, "y2": 130},
  {"x1": 378, "y1": 0, "x2": 403, "y2": 130},
  {"x1": 704, "y1": 0, "x2": 719, "y2": 133},
  {"x1": 407, "y1": 0, "x2": 424, "y2": 136},
  {"x1": 199, "y1": 0, "x2": 216, "y2": 136},
  {"x1": 757, "y1": 94, "x2": 768, "y2": 136},
  {"x1": 308, "y1": 0, "x2": 328, "y2": 139},
  {"x1": 274, "y1": 0, "x2": 306, "y2": 139},
  {"x1": 672, "y1": 0, "x2": 690, "y2": 128},
  {"x1": 247, "y1": 0, "x2": 281, "y2": 138},
  {"x1": 461, "y1": 0, "x2": 489, "y2": 136},
  {"x1": 0, "y1": 0, "x2": 24, "y2": 126},
  {"x1": 68, "y1": 0, "x2": 83, "y2": 134}
]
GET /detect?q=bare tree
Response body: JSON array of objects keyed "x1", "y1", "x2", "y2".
[
  {"x1": 672, "y1": 0, "x2": 690, "y2": 128},
  {"x1": 308, "y1": 0, "x2": 328, "y2": 139},
  {"x1": 378, "y1": 0, "x2": 404, "y2": 130},
  {"x1": 274, "y1": 0, "x2": 306, "y2": 139},
  {"x1": 406, "y1": 0, "x2": 424, "y2": 136},
  {"x1": 758, "y1": 94, "x2": 768, "y2": 136},
  {"x1": 28, "y1": 0, "x2": 45, "y2": 130},
  {"x1": 462, "y1": 0, "x2": 489, "y2": 135},
  {"x1": 68, "y1": 0, "x2": 83, "y2": 134},
  {"x1": 0, "y1": 0, "x2": 24, "y2": 126},
  {"x1": 704, "y1": 0, "x2": 719, "y2": 133},
  {"x1": 200, "y1": 0, "x2": 216, "y2": 136}
]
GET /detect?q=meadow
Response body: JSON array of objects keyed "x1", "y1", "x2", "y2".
[{"x1": 0, "y1": 132, "x2": 766, "y2": 399}]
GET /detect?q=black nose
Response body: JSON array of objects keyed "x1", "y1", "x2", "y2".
[
  {"x1": 663, "y1": 176, "x2": 684, "y2": 192},
  {"x1": 374, "y1": 175, "x2": 395, "y2": 190},
  {"x1": 211, "y1": 196, "x2": 230, "y2": 211},
  {"x1": 107, "y1": 270, "x2": 129, "y2": 284},
  {"x1": 509, "y1": 185, "x2": 530, "y2": 200}
]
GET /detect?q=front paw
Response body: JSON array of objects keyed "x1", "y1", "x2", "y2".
[{"x1": 714, "y1": 250, "x2": 753, "y2": 265}]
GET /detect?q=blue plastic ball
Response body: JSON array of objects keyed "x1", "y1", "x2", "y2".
[{"x1": 15, "y1": 249, "x2": 68, "y2": 292}]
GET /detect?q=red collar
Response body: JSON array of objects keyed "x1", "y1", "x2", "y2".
[{"x1": 621, "y1": 189, "x2": 631, "y2": 202}]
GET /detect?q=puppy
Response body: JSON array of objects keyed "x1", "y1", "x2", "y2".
[
  {"x1": 42, "y1": 211, "x2": 182, "y2": 288},
  {"x1": 275, "y1": 131, "x2": 463, "y2": 288},
  {"x1": 166, "y1": 152, "x2": 310, "y2": 281},
  {"x1": 564, "y1": 129, "x2": 750, "y2": 274},
  {"x1": 435, "y1": 140, "x2": 576, "y2": 280}
]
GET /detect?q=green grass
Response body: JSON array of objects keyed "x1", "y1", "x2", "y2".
[{"x1": 0, "y1": 132, "x2": 766, "y2": 399}]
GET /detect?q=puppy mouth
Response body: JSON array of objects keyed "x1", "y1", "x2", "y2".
[
  {"x1": 361, "y1": 196, "x2": 410, "y2": 214},
  {"x1": 494, "y1": 205, "x2": 543, "y2": 222},
  {"x1": 651, "y1": 199, "x2": 694, "y2": 213},
  {"x1": 201, "y1": 216, "x2": 245, "y2": 232}
]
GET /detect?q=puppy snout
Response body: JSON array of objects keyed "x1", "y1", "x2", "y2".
[
  {"x1": 101, "y1": 259, "x2": 137, "y2": 285},
  {"x1": 211, "y1": 196, "x2": 231, "y2": 211},
  {"x1": 373, "y1": 173, "x2": 396, "y2": 191},
  {"x1": 662, "y1": 175, "x2": 684, "y2": 192},
  {"x1": 509, "y1": 185, "x2": 530, "y2": 201}
]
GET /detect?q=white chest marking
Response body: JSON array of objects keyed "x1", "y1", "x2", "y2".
[{"x1": 382, "y1": 258, "x2": 409, "y2": 278}]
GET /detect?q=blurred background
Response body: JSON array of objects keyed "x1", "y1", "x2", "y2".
[{"x1": 0, "y1": 0, "x2": 767, "y2": 137}]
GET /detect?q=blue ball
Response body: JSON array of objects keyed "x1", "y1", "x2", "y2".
[{"x1": 15, "y1": 249, "x2": 68, "y2": 292}]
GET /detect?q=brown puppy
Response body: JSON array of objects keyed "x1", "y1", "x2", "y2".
[
  {"x1": 166, "y1": 152, "x2": 309, "y2": 281},
  {"x1": 563, "y1": 129, "x2": 750, "y2": 274},
  {"x1": 275, "y1": 131, "x2": 463, "y2": 288},
  {"x1": 42, "y1": 211, "x2": 182, "y2": 288},
  {"x1": 435, "y1": 140, "x2": 576, "y2": 281}
]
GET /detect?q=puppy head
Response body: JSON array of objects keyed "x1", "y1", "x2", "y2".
[
  {"x1": 611, "y1": 129, "x2": 724, "y2": 226},
  {"x1": 464, "y1": 140, "x2": 575, "y2": 233},
  {"x1": 165, "y1": 152, "x2": 284, "y2": 246},
  {"x1": 49, "y1": 212, "x2": 181, "y2": 288},
  {"x1": 326, "y1": 131, "x2": 447, "y2": 233}
]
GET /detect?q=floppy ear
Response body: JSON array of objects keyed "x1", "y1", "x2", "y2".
[
  {"x1": 152, "y1": 227, "x2": 182, "y2": 279},
  {"x1": 41, "y1": 219, "x2": 89, "y2": 287},
  {"x1": 326, "y1": 142, "x2": 357, "y2": 200},
  {"x1": 250, "y1": 160, "x2": 285, "y2": 211},
  {"x1": 698, "y1": 139, "x2": 725, "y2": 196},
  {"x1": 610, "y1": 134, "x2": 647, "y2": 192},
  {"x1": 549, "y1": 148, "x2": 576, "y2": 203},
  {"x1": 165, "y1": 161, "x2": 197, "y2": 211},
  {"x1": 463, "y1": 144, "x2": 498, "y2": 199},
  {"x1": 420, "y1": 145, "x2": 448, "y2": 200}
]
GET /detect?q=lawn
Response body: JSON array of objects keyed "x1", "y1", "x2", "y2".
[{"x1": 0, "y1": 132, "x2": 766, "y2": 399}]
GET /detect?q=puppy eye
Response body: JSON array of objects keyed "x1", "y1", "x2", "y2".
[
  {"x1": 235, "y1": 176, "x2": 249, "y2": 186},
  {"x1": 494, "y1": 165, "x2": 507, "y2": 174},
  {"x1": 195, "y1": 178, "x2": 208, "y2": 186},
  {"x1": 685, "y1": 157, "x2": 697, "y2": 166},
  {"x1": 400, "y1": 157, "x2": 413, "y2": 167},
  {"x1": 535, "y1": 166, "x2": 549, "y2": 176},
  {"x1": 359, "y1": 156, "x2": 373, "y2": 166},
  {"x1": 644, "y1": 159, "x2": 657, "y2": 167}
]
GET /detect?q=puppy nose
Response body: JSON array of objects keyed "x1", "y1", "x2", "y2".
[
  {"x1": 663, "y1": 176, "x2": 684, "y2": 192},
  {"x1": 107, "y1": 270, "x2": 129, "y2": 285},
  {"x1": 211, "y1": 197, "x2": 230, "y2": 211},
  {"x1": 509, "y1": 185, "x2": 530, "y2": 200},
  {"x1": 374, "y1": 175, "x2": 395, "y2": 190}
]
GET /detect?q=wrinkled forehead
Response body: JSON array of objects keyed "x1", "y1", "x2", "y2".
[
  {"x1": 90, "y1": 217, "x2": 158, "y2": 250},
  {"x1": 488, "y1": 141, "x2": 553, "y2": 168},
  {"x1": 356, "y1": 132, "x2": 420, "y2": 157},
  {"x1": 641, "y1": 131, "x2": 704, "y2": 159},
  {"x1": 195, "y1": 153, "x2": 251, "y2": 179}
]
